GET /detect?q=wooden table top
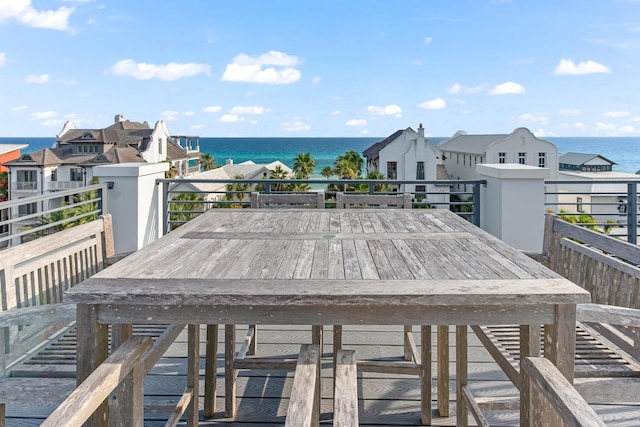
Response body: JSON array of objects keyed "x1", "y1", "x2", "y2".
[{"x1": 66, "y1": 209, "x2": 590, "y2": 307}]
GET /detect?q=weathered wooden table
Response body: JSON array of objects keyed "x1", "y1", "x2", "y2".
[{"x1": 66, "y1": 208, "x2": 590, "y2": 426}]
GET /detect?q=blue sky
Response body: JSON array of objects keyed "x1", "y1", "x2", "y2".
[{"x1": 1, "y1": 0, "x2": 639, "y2": 138}]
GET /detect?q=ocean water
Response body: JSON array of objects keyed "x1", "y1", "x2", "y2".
[{"x1": 3, "y1": 135, "x2": 640, "y2": 175}]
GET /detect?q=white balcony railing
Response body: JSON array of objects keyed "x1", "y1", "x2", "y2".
[
  {"x1": 47, "y1": 181, "x2": 85, "y2": 191},
  {"x1": 13, "y1": 182, "x2": 38, "y2": 191}
]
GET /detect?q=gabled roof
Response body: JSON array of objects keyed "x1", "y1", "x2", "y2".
[
  {"x1": 79, "y1": 145, "x2": 145, "y2": 165},
  {"x1": 4, "y1": 146, "x2": 71, "y2": 167},
  {"x1": 559, "y1": 152, "x2": 617, "y2": 166},
  {"x1": 166, "y1": 138, "x2": 195, "y2": 161},
  {"x1": 438, "y1": 133, "x2": 509, "y2": 155},
  {"x1": 59, "y1": 120, "x2": 153, "y2": 147},
  {"x1": 362, "y1": 129, "x2": 406, "y2": 159}
]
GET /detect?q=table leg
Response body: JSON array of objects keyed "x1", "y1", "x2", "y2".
[
  {"x1": 204, "y1": 324, "x2": 218, "y2": 418},
  {"x1": 225, "y1": 324, "x2": 237, "y2": 417},
  {"x1": 187, "y1": 324, "x2": 200, "y2": 427},
  {"x1": 421, "y1": 326, "x2": 432, "y2": 425},
  {"x1": 455, "y1": 325, "x2": 468, "y2": 427},
  {"x1": 333, "y1": 325, "x2": 343, "y2": 401},
  {"x1": 76, "y1": 303, "x2": 109, "y2": 427},
  {"x1": 437, "y1": 325, "x2": 449, "y2": 417},
  {"x1": 543, "y1": 304, "x2": 577, "y2": 382}
]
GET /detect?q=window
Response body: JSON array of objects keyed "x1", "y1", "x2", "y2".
[
  {"x1": 51, "y1": 169, "x2": 57, "y2": 181},
  {"x1": 577, "y1": 197, "x2": 583, "y2": 212},
  {"x1": 71, "y1": 168, "x2": 84, "y2": 182},
  {"x1": 538, "y1": 152, "x2": 546, "y2": 168},
  {"x1": 18, "y1": 202, "x2": 37, "y2": 216},
  {"x1": 387, "y1": 162, "x2": 397, "y2": 180},
  {"x1": 416, "y1": 162, "x2": 425, "y2": 180},
  {"x1": 18, "y1": 170, "x2": 36, "y2": 182},
  {"x1": 518, "y1": 152, "x2": 526, "y2": 165},
  {"x1": 498, "y1": 152, "x2": 506, "y2": 164}
]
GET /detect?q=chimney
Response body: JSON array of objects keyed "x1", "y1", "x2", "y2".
[
  {"x1": 418, "y1": 123, "x2": 424, "y2": 137},
  {"x1": 114, "y1": 114, "x2": 124, "y2": 124},
  {"x1": 226, "y1": 158, "x2": 233, "y2": 165}
]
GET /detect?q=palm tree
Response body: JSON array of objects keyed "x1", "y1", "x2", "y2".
[
  {"x1": 200, "y1": 153, "x2": 215, "y2": 171},
  {"x1": 289, "y1": 173, "x2": 311, "y2": 192},
  {"x1": 225, "y1": 174, "x2": 250, "y2": 206},
  {"x1": 170, "y1": 192, "x2": 205, "y2": 229},
  {"x1": 165, "y1": 161, "x2": 179, "y2": 179},
  {"x1": 269, "y1": 166, "x2": 289, "y2": 192},
  {"x1": 321, "y1": 166, "x2": 333, "y2": 180},
  {"x1": 366, "y1": 170, "x2": 392, "y2": 193},
  {"x1": 292, "y1": 153, "x2": 316, "y2": 179}
]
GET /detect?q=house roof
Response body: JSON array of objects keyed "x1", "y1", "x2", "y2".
[
  {"x1": 59, "y1": 120, "x2": 152, "y2": 147},
  {"x1": 362, "y1": 129, "x2": 406, "y2": 159},
  {"x1": 79, "y1": 145, "x2": 145, "y2": 165},
  {"x1": 437, "y1": 133, "x2": 509, "y2": 155},
  {"x1": 166, "y1": 138, "x2": 195, "y2": 161},
  {"x1": 0, "y1": 144, "x2": 28, "y2": 155},
  {"x1": 559, "y1": 152, "x2": 617, "y2": 166}
]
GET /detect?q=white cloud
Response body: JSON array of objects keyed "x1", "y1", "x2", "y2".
[
  {"x1": 559, "y1": 109, "x2": 583, "y2": 117},
  {"x1": 489, "y1": 81, "x2": 526, "y2": 95},
  {"x1": 191, "y1": 124, "x2": 204, "y2": 130},
  {"x1": 554, "y1": 59, "x2": 611, "y2": 75},
  {"x1": 11, "y1": 105, "x2": 27, "y2": 112},
  {"x1": 367, "y1": 105, "x2": 402, "y2": 118},
  {"x1": 424, "y1": 36, "x2": 432, "y2": 45},
  {"x1": 633, "y1": 116, "x2": 640, "y2": 122},
  {"x1": 203, "y1": 105, "x2": 222, "y2": 113},
  {"x1": 360, "y1": 129, "x2": 369, "y2": 135},
  {"x1": 0, "y1": 1, "x2": 74, "y2": 31},
  {"x1": 230, "y1": 105, "x2": 270, "y2": 115},
  {"x1": 595, "y1": 122, "x2": 616, "y2": 130},
  {"x1": 0, "y1": 52, "x2": 6, "y2": 67},
  {"x1": 31, "y1": 111, "x2": 55, "y2": 119},
  {"x1": 160, "y1": 110, "x2": 179, "y2": 121},
  {"x1": 110, "y1": 59, "x2": 211, "y2": 80},
  {"x1": 604, "y1": 110, "x2": 630, "y2": 118},
  {"x1": 219, "y1": 114, "x2": 244, "y2": 123},
  {"x1": 417, "y1": 98, "x2": 447, "y2": 110},
  {"x1": 183, "y1": 111, "x2": 194, "y2": 116},
  {"x1": 25, "y1": 73, "x2": 49, "y2": 84},
  {"x1": 312, "y1": 76, "x2": 321, "y2": 84},
  {"x1": 446, "y1": 83, "x2": 486, "y2": 94},
  {"x1": 281, "y1": 121, "x2": 310, "y2": 132},
  {"x1": 519, "y1": 112, "x2": 549, "y2": 125},
  {"x1": 346, "y1": 119, "x2": 367, "y2": 127},
  {"x1": 220, "y1": 50, "x2": 301, "y2": 84},
  {"x1": 574, "y1": 122, "x2": 586, "y2": 129},
  {"x1": 40, "y1": 119, "x2": 64, "y2": 126},
  {"x1": 617, "y1": 125, "x2": 636, "y2": 134}
]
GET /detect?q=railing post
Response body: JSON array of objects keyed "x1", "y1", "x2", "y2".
[
  {"x1": 162, "y1": 180, "x2": 170, "y2": 236},
  {"x1": 472, "y1": 182, "x2": 481, "y2": 227},
  {"x1": 628, "y1": 182, "x2": 637, "y2": 244},
  {"x1": 97, "y1": 186, "x2": 104, "y2": 216}
]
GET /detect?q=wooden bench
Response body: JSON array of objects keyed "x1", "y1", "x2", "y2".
[
  {"x1": 467, "y1": 213, "x2": 640, "y2": 423},
  {"x1": 335, "y1": 192, "x2": 411, "y2": 209},
  {"x1": 332, "y1": 193, "x2": 446, "y2": 423},
  {"x1": 250, "y1": 191, "x2": 325, "y2": 209},
  {"x1": 0, "y1": 215, "x2": 185, "y2": 424},
  {"x1": 333, "y1": 349, "x2": 358, "y2": 426}
]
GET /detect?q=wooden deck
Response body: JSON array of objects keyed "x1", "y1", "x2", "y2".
[{"x1": 4, "y1": 325, "x2": 640, "y2": 426}]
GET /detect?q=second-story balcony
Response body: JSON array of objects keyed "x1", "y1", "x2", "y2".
[{"x1": 12, "y1": 181, "x2": 38, "y2": 191}]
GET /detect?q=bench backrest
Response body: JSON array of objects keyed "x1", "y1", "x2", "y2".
[
  {"x1": 542, "y1": 213, "x2": 640, "y2": 309},
  {"x1": 251, "y1": 192, "x2": 325, "y2": 209},
  {"x1": 542, "y1": 213, "x2": 640, "y2": 354},
  {"x1": 0, "y1": 215, "x2": 114, "y2": 372},
  {"x1": 336, "y1": 192, "x2": 412, "y2": 209}
]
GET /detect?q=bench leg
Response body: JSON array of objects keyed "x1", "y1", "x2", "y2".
[
  {"x1": 404, "y1": 325, "x2": 413, "y2": 360},
  {"x1": 204, "y1": 324, "x2": 218, "y2": 418},
  {"x1": 187, "y1": 324, "x2": 199, "y2": 427},
  {"x1": 456, "y1": 325, "x2": 468, "y2": 427},
  {"x1": 437, "y1": 325, "x2": 449, "y2": 417},
  {"x1": 421, "y1": 326, "x2": 432, "y2": 425}
]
